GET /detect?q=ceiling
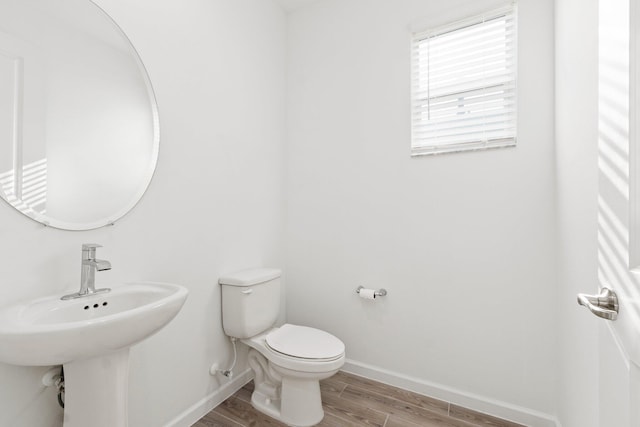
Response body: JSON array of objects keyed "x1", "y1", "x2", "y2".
[{"x1": 273, "y1": 0, "x2": 323, "y2": 13}]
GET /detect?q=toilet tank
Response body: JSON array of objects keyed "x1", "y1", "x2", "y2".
[{"x1": 219, "y1": 268, "x2": 282, "y2": 339}]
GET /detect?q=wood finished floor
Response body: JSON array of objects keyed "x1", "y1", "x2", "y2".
[{"x1": 193, "y1": 371, "x2": 526, "y2": 427}]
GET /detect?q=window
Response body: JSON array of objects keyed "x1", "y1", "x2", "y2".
[{"x1": 411, "y1": 6, "x2": 517, "y2": 156}]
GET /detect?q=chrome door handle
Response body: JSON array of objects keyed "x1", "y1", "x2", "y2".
[{"x1": 577, "y1": 287, "x2": 619, "y2": 320}]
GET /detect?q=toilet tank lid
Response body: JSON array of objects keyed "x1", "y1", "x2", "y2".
[{"x1": 218, "y1": 268, "x2": 282, "y2": 286}]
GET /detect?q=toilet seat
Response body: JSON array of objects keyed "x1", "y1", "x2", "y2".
[
  {"x1": 243, "y1": 324, "x2": 345, "y2": 374},
  {"x1": 266, "y1": 324, "x2": 345, "y2": 361}
]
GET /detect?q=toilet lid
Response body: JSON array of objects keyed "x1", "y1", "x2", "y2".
[{"x1": 266, "y1": 324, "x2": 345, "y2": 360}]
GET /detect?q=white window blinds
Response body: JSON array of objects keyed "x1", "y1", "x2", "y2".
[{"x1": 411, "y1": 6, "x2": 517, "y2": 156}]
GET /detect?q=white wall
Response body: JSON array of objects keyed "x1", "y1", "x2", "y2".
[
  {"x1": 555, "y1": 0, "x2": 599, "y2": 426},
  {"x1": 285, "y1": 0, "x2": 558, "y2": 420},
  {"x1": 0, "y1": 0, "x2": 286, "y2": 426}
]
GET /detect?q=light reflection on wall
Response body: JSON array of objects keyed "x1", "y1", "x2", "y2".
[{"x1": 0, "y1": 158, "x2": 47, "y2": 215}]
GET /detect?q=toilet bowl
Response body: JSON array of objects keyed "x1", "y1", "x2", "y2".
[
  {"x1": 244, "y1": 324, "x2": 345, "y2": 426},
  {"x1": 219, "y1": 268, "x2": 345, "y2": 426}
]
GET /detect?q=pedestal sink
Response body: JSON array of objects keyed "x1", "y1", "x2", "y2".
[{"x1": 0, "y1": 282, "x2": 188, "y2": 427}]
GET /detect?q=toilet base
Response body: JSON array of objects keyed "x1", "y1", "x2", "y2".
[
  {"x1": 279, "y1": 375, "x2": 325, "y2": 426},
  {"x1": 250, "y1": 375, "x2": 325, "y2": 427},
  {"x1": 250, "y1": 388, "x2": 283, "y2": 422},
  {"x1": 247, "y1": 348, "x2": 330, "y2": 426}
]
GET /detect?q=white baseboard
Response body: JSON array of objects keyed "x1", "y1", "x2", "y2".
[
  {"x1": 164, "y1": 368, "x2": 253, "y2": 427},
  {"x1": 342, "y1": 359, "x2": 561, "y2": 427}
]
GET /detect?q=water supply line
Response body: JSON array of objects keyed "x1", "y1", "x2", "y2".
[
  {"x1": 56, "y1": 368, "x2": 65, "y2": 409},
  {"x1": 219, "y1": 337, "x2": 237, "y2": 378}
]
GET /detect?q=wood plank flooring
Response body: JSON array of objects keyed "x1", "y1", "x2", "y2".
[{"x1": 193, "y1": 371, "x2": 526, "y2": 427}]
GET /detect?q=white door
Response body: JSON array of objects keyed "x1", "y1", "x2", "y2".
[{"x1": 587, "y1": 0, "x2": 640, "y2": 425}]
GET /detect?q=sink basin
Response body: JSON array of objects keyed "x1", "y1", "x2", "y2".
[
  {"x1": 0, "y1": 281, "x2": 188, "y2": 427},
  {"x1": 0, "y1": 282, "x2": 188, "y2": 366}
]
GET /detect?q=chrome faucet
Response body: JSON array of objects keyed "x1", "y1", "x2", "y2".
[{"x1": 61, "y1": 244, "x2": 112, "y2": 300}]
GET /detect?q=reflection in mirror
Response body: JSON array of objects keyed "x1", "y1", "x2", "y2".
[{"x1": 0, "y1": 0, "x2": 158, "y2": 230}]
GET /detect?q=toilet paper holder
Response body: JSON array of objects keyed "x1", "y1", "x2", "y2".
[{"x1": 356, "y1": 286, "x2": 387, "y2": 297}]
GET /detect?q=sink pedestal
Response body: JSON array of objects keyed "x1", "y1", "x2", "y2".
[{"x1": 63, "y1": 348, "x2": 130, "y2": 427}]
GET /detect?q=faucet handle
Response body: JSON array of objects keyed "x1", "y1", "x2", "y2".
[{"x1": 82, "y1": 243, "x2": 103, "y2": 251}]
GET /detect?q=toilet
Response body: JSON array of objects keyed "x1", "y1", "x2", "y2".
[{"x1": 219, "y1": 268, "x2": 345, "y2": 427}]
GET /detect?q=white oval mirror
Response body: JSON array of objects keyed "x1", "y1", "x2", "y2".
[{"x1": 0, "y1": 0, "x2": 158, "y2": 230}]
